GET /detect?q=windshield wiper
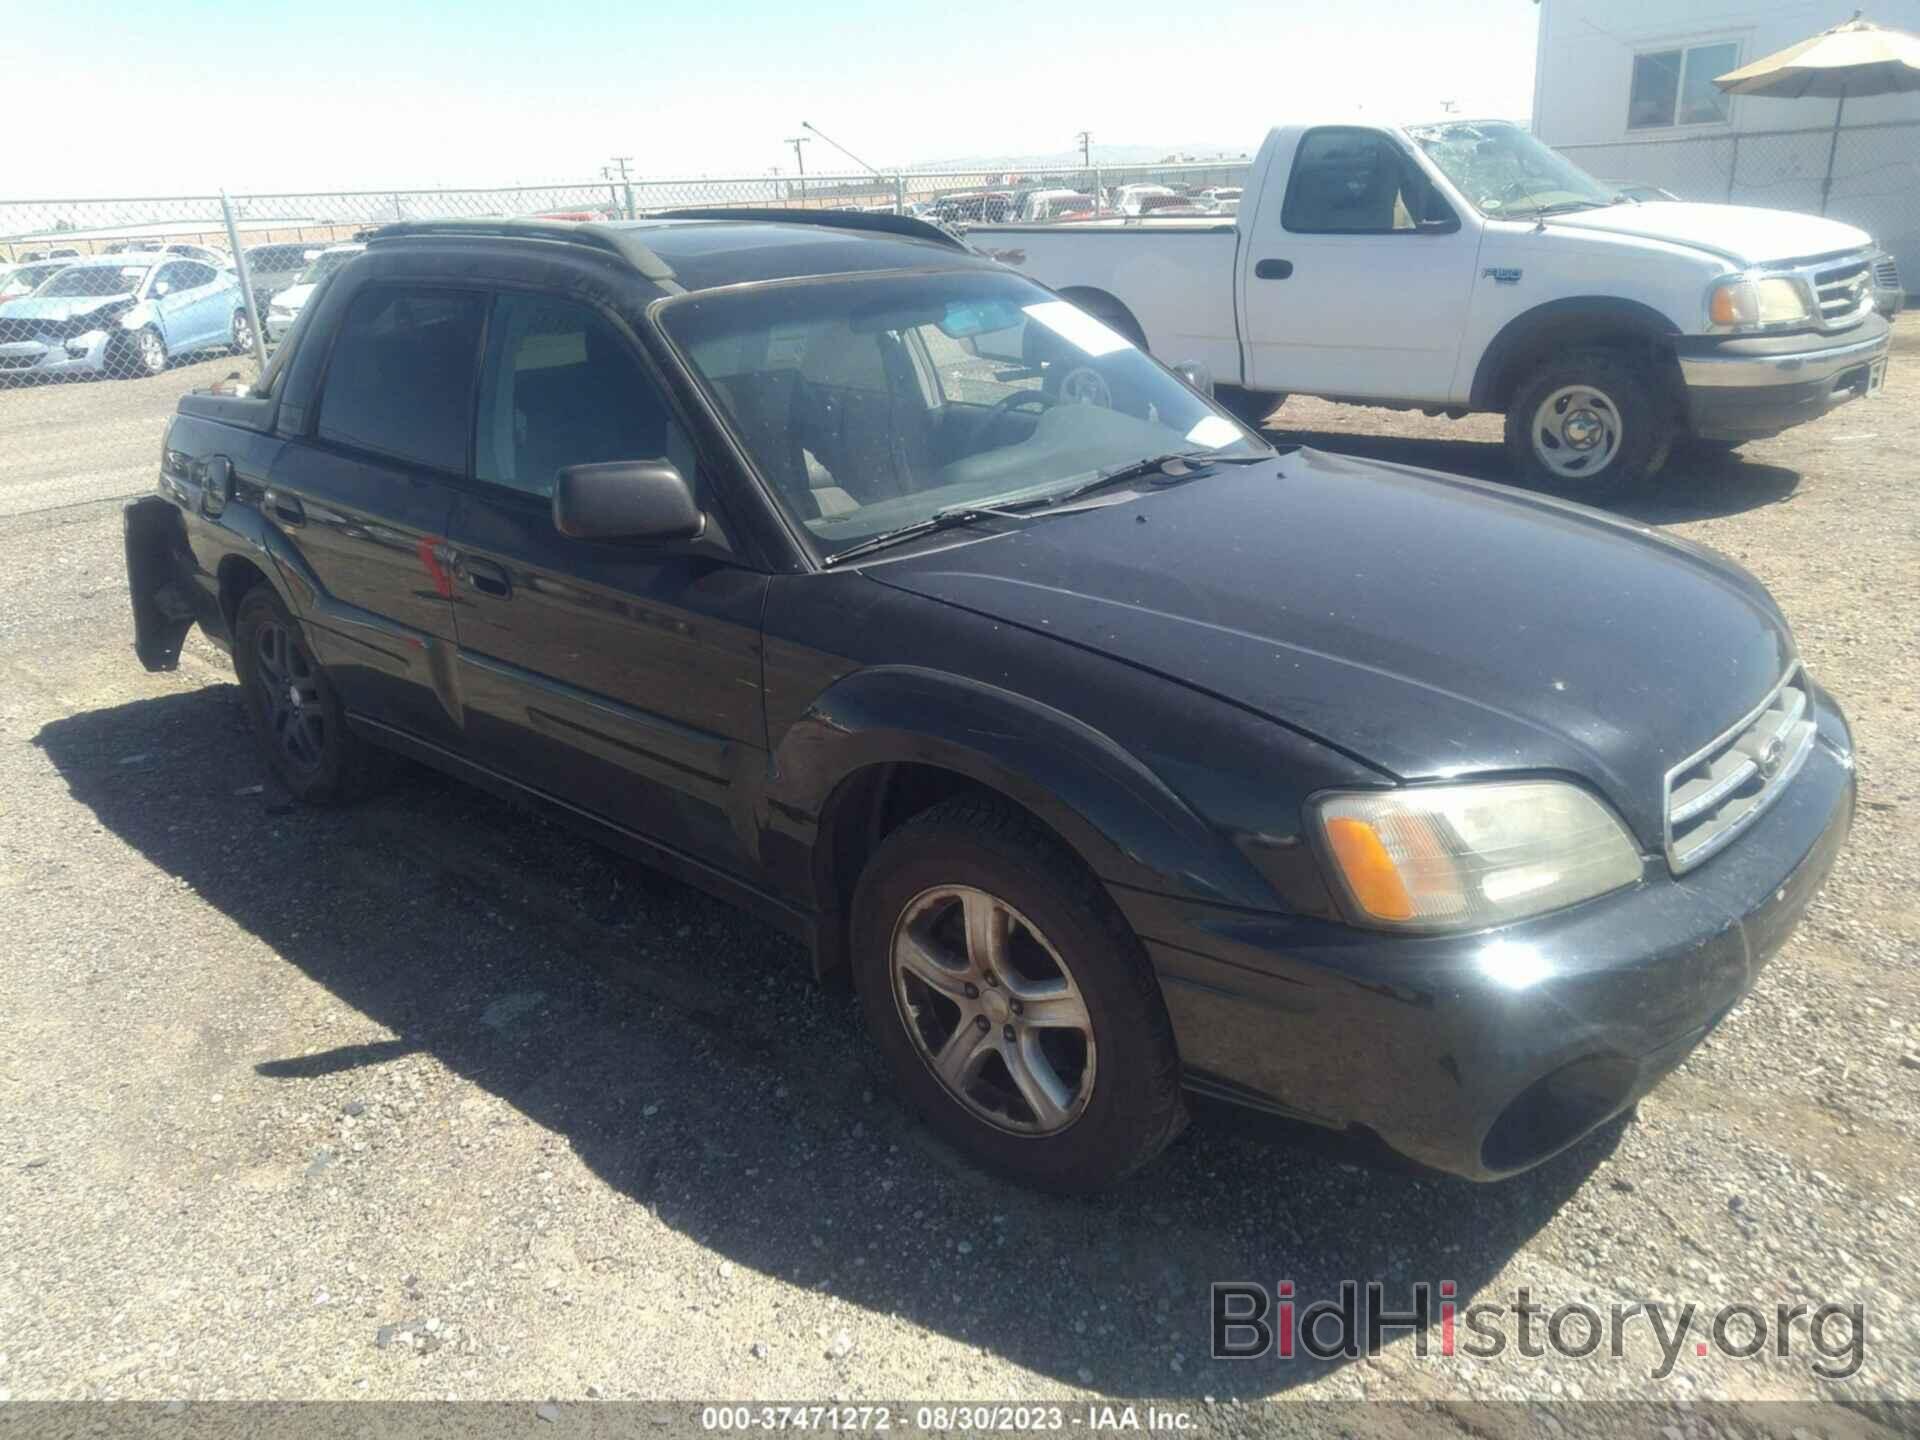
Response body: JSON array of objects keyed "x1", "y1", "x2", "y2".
[
  {"x1": 817, "y1": 449, "x2": 1266, "y2": 567},
  {"x1": 1041, "y1": 448, "x2": 1267, "y2": 509},
  {"x1": 1522, "y1": 199, "x2": 1616, "y2": 219},
  {"x1": 819, "y1": 504, "x2": 1031, "y2": 568}
]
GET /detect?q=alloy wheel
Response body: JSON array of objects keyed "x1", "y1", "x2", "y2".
[
  {"x1": 137, "y1": 329, "x2": 167, "y2": 376},
  {"x1": 890, "y1": 885, "x2": 1097, "y2": 1135},
  {"x1": 252, "y1": 617, "x2": 328, "y2": 774}
]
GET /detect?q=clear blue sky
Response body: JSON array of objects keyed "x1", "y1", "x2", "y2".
[{"x1": 12, "y1": 0, "x2": 1540, "y2": 197}]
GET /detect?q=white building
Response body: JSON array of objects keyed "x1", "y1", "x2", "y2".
[{"x1": 1531, "y1": 0, "x2": 1920, "y2": 284}]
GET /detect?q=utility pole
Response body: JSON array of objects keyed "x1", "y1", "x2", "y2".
[
  {"x1": 606, "y1": 156, "x2": 636, "y2": 219},
  {"x1": 1076, "y1": 130, "x2": 1092, "y2": 166},
  {"x1": 784, "y1": 136, "x2": 810, "y2": 202}
]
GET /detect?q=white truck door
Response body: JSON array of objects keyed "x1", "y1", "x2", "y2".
[{"x1": 1238, "y1": 126, "x2": 1481, "y2": 402}]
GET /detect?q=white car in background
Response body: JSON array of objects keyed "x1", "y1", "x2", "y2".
[
  {"x1": 1114, "y1": 184, "x2": 1177, "y2": 216},
  {"x1": 265, "y1": 243, "x2": 365, "y2": 342}
]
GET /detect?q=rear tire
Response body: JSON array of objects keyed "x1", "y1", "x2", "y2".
[
  {"x1": 851, "y1": 797, "x2": 1185, "y2": 1192},
  {"x1": 230, "y1": 308, "x2": 255, "y2": 356},
  {"x1": 233, "y1": 585, "x2": 377, "y2": 804},
  {"x1": 1504, "y1": 348, "x2": 1673, "y2": 502}
]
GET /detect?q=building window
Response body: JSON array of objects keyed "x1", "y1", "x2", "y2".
[{"x1": 1629, "y1": 41, "x2": 1740, "y2": 129}]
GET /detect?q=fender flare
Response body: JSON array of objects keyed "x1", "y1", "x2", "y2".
[
  {"x1": 764, "y1": 666, "x2": 1278, "y2": 957},
  {"x1": 1470, "y1": 297, "x2": 1682, "y2": 412}
]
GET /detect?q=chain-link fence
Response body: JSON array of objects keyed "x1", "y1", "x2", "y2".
[
  {"x1": 1558, "y1": 118, "x2": 1918, "y2": 298},
  {"x1": 11, "y1": 128, "x2": 1903, "y2": 392},
  {"x1": 0, "y1": 159, "x2": 1253, "y2": 389}
]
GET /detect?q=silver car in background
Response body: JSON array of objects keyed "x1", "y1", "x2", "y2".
[
  {"x1": 265, "y1": 242, "x2": 364, "y2": 342},
  {"x1": 0, "y1": 254, "x2": 251, "y2": 380}
]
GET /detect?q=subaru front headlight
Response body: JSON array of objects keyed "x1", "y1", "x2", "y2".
[{"x1": 1313, "y1": 780, "x2": 1643, "y2": 932}]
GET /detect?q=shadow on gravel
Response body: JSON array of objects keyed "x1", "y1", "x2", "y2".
[
  {"x1": 1265, "y1": 427, "x2": 1801, "y2": 522},
  {"x1": 37, "y1": 685, "x2": 1620, "y2": 1398}
]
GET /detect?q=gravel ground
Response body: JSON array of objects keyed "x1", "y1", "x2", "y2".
[{"x1": 0, "y1": 330, "x2": 1916, "y2": 1423}]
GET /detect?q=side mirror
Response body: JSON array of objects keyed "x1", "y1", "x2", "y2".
[
  {"x1": 152, "y1": 280, "x2": 171, "y2": 296},
  {"x1": 553, "y1": 459, "x2": 705, "y2": 543},
  {"x1": 1170, "y1": 359, "x2": 1215, "y2": 396}
]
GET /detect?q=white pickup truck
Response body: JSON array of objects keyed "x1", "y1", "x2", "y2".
[{"x1": 966, "y1": 119, "x2": 1893, "y2": 497}]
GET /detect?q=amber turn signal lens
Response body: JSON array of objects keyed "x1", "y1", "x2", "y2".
[{"x1": 1323, "y1": 816, "x2": 1416, "y2": 922}]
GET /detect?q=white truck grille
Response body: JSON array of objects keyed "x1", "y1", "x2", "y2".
[
  {"x1": 1664, "y1": 667, "x2": 1816, "y2": 874},
  {"x1": 1810, "y1": 255, "x2": 1873, "y2": 326}
]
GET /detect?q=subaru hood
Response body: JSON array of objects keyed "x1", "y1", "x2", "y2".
[
  {"x1": 270, "y1": 282, "x2": 318, "y2": 311},
  {"x1": 1546, "y1": 201, "x2": 1871, "y2": 266},
  {"x1": 866, "y1": 448, "x2": 1795, "y2": 847}
]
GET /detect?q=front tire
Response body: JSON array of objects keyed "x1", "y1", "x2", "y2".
[
  {"x1": 851, "y1": 797, "x2": 1185, "y2": 1192},
  {"x1": 1213, "y1": 384, "x2": 1284, "y2": 429},
  {"x1": 233, "y1": 585, "x2": 375, "y2": 804},
  {"x1": 133, "y1": 325, "x2": 168, "y2": 378},
  {"x1": 1504, "y1": 348, "x2": 1673, "y2": 501}
]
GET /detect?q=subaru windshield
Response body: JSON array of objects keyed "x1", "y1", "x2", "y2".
[
  {"x1": 659, "y1": 269, "x2": 1270, "y2": 561},
  {"x1": 1406, "y1": 120, "x2": 1619, "y2": 220}
]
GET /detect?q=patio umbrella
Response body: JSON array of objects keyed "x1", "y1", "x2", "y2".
[{"x1": 1714, "y1": 12, "x2": 1920, "y2": 213}]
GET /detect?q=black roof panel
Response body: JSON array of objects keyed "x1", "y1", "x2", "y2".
[
  {"x1": 365, "y1": 214, "x2": 989, "y2": 293},
  {"x1": 597, "y1": 218, "x2": 985, "y2": 290}
]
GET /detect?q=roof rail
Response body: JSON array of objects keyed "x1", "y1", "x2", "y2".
[
  {"x1": 361, "y1": 218, "x2": 679, "y2": 286},
  {"x1": 654, "y1": 207, "x2": 967, "y2": 251}
]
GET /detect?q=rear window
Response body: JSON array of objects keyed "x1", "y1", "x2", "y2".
[{"x1": 316, "y1": 286, "x2": 486, "y2": 473}]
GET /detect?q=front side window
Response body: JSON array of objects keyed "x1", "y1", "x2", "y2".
[
  {"x1": 315, "y1": 286, "x2": 486, "y2": 473},
  {"x1": 475, "y1": 293, "x2": 679, "y2": 499},
  {"x1": 1406, "y1": 119, "x2": 1618, "y2": 219},
  {"x1": 660, "y1": 269, "x2": 1267, "y2": 560},
  {"x1": 1630, "y1": 41, "x2": 1739, "y2": 129},
  {"x1": 173, "y1": 261, "x2": 218, "y2": 289},
  {"x1": 1282, "y1": 129, "x2": 1453, "y2": 234}
]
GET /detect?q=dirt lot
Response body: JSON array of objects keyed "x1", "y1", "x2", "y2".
[{"x1": 1, "y1": 329, "x2": 1917, "y2": 1422}]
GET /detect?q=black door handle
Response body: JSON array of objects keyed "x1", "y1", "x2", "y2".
[
  {"x1": 461, "y1": 557, "x2": 512, "y2": 599},
  {"x1": 262, "y1": 488, "x2": 305, "y2": 526},
  {"x1": 1255, "y1": 259, "x2": 1293, "y2": 280}
]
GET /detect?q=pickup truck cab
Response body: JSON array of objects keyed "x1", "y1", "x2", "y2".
[{"x1": 969, "y1": 119, "x2": 1893, "y2": 497}]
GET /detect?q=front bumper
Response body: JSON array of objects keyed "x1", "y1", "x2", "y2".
[
  {"x1": 0, "y1": 328, "x2": 112, "y2": 378},
  {"x1": 1125, "y1": 683, "x2": 1855, "y2": 1181},
  {"x1": 265, "y1": 310, "x2": 299, "y2": 342},
  {"x1": 1676, "y1": 316, "x2": 1890, "y2": 441}
]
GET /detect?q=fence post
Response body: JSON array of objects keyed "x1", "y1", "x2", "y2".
[
  {"x1": 219, "y1": 191, "x2": 270, "y2": 378},
  {"x1": 1726, "y1": 133, "x2": 1740, "y2": 203},
  {"x1": 895, "y1": 173, "x2": 907, "y2": 215}
]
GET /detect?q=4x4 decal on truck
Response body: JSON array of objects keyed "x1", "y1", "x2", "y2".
[{"x1": 1483, "y1": 267, "x2": 1523, "y2": 285}]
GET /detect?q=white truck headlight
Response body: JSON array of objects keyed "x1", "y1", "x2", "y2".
[
  {"x1": 1708, "y1": 274, "x2": 1813, "y2": 331},
  {"x1": 1314, "y1": 781, "x2": 1643, "y2": 932}
]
